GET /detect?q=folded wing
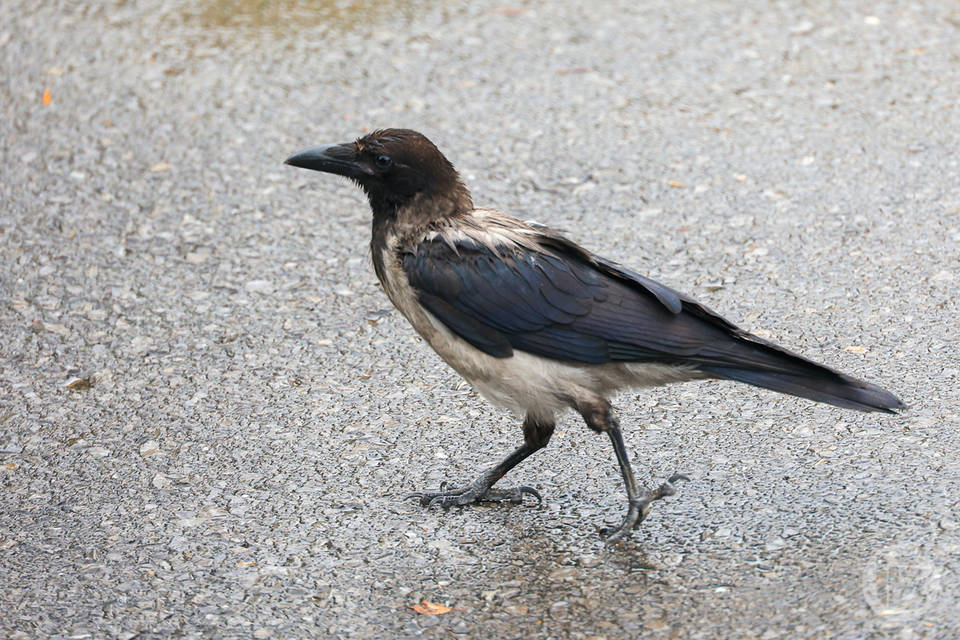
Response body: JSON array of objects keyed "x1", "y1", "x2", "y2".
[{"x1": 402, "y1": 232, "x2": 903, "y2": 413}]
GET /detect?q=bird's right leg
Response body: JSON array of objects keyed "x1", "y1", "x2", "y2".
[
  {"x1": 580, "y1": 401, "x2": 687, "y2": 543},
  {"x1": 408, "y1": 415, "x2": 554, "y2": 508}
]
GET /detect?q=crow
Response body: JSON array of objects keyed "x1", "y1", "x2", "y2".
[{"x1": 285, "y1": 128, "x2": 903, "y2": 542}]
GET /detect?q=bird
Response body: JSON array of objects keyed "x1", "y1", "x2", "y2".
[{"x1": 285, "y1": 128, "x2": 904, "y2": 543}]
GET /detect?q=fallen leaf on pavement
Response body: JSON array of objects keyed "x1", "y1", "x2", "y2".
[
  {"x1": 64, "y1": 377, "x2": 92, "y2": 391},
  {"x1": 409, "y1": 600, "x2": 451, "y2": 615}
]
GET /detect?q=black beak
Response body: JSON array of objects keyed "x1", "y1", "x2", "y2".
[{"x1": 284, "y1": 142, "x2": 373, "y2": 179}]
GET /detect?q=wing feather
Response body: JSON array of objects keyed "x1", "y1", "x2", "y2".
[{"x1": 402, "y1": 235, "x2": 724, "y2": 363}]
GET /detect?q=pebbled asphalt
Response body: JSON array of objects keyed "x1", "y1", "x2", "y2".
[{"x1": 2, "y1": 1, "x2": 959, "y2": 638}]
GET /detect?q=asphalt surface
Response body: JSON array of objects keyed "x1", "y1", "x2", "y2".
[{"x1": 2, "y1": 1, "x2": 959, "y2": 638}]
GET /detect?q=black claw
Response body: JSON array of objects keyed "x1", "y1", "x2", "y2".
[
  {"x1": 518, "y1": 485, "x2": 543, "y2": 505},
  {"x1": 667, "y1": 473, "x2": 690, "y2": 484},
  {"x1": 405, "y1": 491, "x2": 437, "y2": 507},
  {"x1": 601, "y1": 521, "x2": 635, "y2": 544},
  {"x1": 404, "y1": 490, "x2": 449, "y2": 507}
]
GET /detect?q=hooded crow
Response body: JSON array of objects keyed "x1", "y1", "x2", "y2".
[{"x1": 285, "y1": 129, "x2": 904, "y2": 542}]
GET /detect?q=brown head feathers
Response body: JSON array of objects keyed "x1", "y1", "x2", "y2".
[{"x1": 350, "y1": 129, "x2": 472, "y2": 220}]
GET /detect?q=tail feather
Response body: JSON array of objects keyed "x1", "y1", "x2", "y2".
[
  {"x1": 694, "y1": 331, "x2": 905, "y2": 414},
  {"x1": 699, "y1": 364, "x2": 904, "y2": 413}
]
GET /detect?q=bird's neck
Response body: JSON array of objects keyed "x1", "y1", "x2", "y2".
[
  {"x1": 369, "y1": 188, "x2": 472, "y2": 285},
  {"x1": 369, "y1": 177, "x2": 471, "y2": 217},
  {"x1": 370, "y1": 187, "x2": 472, "y2": 235}
]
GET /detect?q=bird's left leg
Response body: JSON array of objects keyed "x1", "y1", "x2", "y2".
[
  {"x1": 408, "y1": 415, "x2": 554, "y2": 508},
  {"x1": 580, "y1": 401, "x2": 687, "y2": 543}
]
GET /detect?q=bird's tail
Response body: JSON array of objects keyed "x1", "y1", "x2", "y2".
[{"x1": 696, "y1": 339, "x2": 905, "y2": 414}]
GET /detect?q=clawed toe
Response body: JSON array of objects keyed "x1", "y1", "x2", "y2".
[
  {"x1": 517, "y1": 485, "x2": 543, "y2": 504},
  {"x1": 486, "y1": 485, "x2": 542, "y2": 505},
  {"x1": 601, "y1": 473, "x2": 690, "y2": 544},
  {"x1": 407, "y1": 482, "x2": 542, "y2": 508},
  {"x1": 650, "y1": 473, "x2": 689, "y2": 500}
]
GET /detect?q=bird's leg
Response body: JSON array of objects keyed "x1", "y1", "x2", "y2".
[
  {"x1": 408, "y1": 445, "x2": 541, "y2": 507},
  {"x1": 580, "y1": 402, "x2": 687, "y2": 543},
  {"x1": 602, "y1": 420, "x2": 688, "y2": 543},
  {"x1": 408, "y1": 415, "x2": 554, "y2": 508}
]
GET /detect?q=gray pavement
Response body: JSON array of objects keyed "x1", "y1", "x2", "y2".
[{"x1": 2, "y1": 1, "x2": 959, "y2": 638}]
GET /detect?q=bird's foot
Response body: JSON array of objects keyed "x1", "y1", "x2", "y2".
[
  {"x1": 601, "y1": 473, "x2": 689, "y2": 544},
  {"x1": 407, "y1": 479, "x2": 542, "y2": 508}
]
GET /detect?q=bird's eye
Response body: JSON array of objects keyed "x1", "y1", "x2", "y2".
[{"x1": 375, "y1": 154, "x2": 392, "y2": 169}]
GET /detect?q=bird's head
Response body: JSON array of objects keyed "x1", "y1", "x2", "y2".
[{"x1": 285, "y1": 129, "x2": 471, "y2": 221}]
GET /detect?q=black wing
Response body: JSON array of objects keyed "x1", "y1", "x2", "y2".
[
  {"x1": 403, "y1": 235, "x2": 741, "y2": 365},
  {"x1": 401, "y1": 233, "x2": 904, "y2": 413}
]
